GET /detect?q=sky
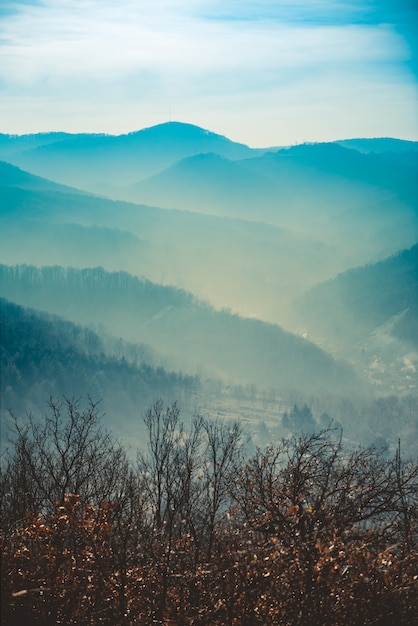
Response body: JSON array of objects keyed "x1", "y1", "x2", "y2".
[{"x1": 0, "y1": 0, "x2": 417, "y2": 146}]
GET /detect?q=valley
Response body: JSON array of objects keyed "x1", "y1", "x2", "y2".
[{"x1": 0, "y1": 122, "x2": 417, "y2": 454}]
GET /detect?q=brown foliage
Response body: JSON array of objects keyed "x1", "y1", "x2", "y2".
[{"x1": 1, "y1": 399, "x2": 418, "y2": 624}]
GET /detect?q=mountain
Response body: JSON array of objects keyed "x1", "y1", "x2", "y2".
[
  {"x1": 0, "y1": 264, "x2": 361, "y2": 394},
  {"x1": 264, "y1": 143, "x2": 418, "y2": 203},
  {"x1": 0, "y1": 160, "x2": 145, "y2": 272},
  {"x1": 0, "y1": 132, "x2": 71, "y2": 158},
  {"x1": 124, "y1": 152, "x2": 273, "y2": 216},
  {"x1": 1, "y1": 123, "x2": 417, "y2": 447},
  {"x1": 2, "y1": 144, "x2": 417, "y2": 334},
  {"x1": 0, "y1": 297, "x2": 198, "y2": 429},
  {"x1": 2, "y1": 123, "x2": 416, "y2": 267},
  {"x1": 127, "y1": 141, "x2": 418, "y2": 219},
  {"x1": 123, "y1": 142, "x2": 418, "y2": 262},
  {"x1": 0, "y1": 160, "x2": 347, "y2": 325},
  {"x1": 0, "y1": 122, "x2": 266, "y2": 194},
  {"x1": 0, "y1": 160, "x2": 74, "y2": 192},
  {"x1": 293, "y1": 244, "x2": 418, "y2": 392},
  {"x1": 335, "y1": 138, "x2": 418, "y2": 154}
]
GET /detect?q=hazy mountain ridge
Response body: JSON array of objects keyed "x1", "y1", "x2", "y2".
[
  {"x1": 0, "y1": 122, "x2": 266, "y2": 192},
  {"x1": 0, "y1": 160, "x2": 71, "y2": 191},
  {"x1": 335, "y1": 138, "x2": 418, "y2": 154},
  {"x1": 124, "y1": 151, "x2": 273, "y2": 216},
  {"x1": 125, "y1": 141, "x2": 418, "y2": 255},
  {"x1": 2, "y1": 122, "x2": 416, "y2": 269},
  {"x1": 293, "y1": 244, "x2": 418, "y2": 392},
  {"x1": 0, "y1": 296, "x2": 198, "y2": 427},
  {"x1": 0, "y1": 122, "x2": 418, "y2": 225},
  {"x1": 295, "y1": 244, "x2": 418, "y2": 341},
  {"x1": 0, "y1": 132, "x2": 72, "y2": 157},
  {"x1": 2, "y1": 125, "x2": 416, "y2": 330},
  {"x1": 0, "y1": 264, "x2": 360, "y2": 393},
  {"x1": 0, "y1": 160, "x2": 348, "y2": 325}
]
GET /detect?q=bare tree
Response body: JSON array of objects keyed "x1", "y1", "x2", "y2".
[
  {"x1": 202, "y1": 417, "x2": 244, "y2": 559},
  {"x1": 2, "y1": 397, "x2": 130, "y2": 516},
  {"x1": 3, "y1": 402, "x2": 417, "y2": 625},
  {"x1": 136, "y1": 401, "x2": 245, "y2": 621},
  {"x1": 229, "y1": 428, "x2": 418, "y2": 624}
]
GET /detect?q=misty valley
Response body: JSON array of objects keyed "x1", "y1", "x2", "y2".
[
  {"x1": 1, "y1": 121, "x2": 417, "y2": 454},
  {"x1": 1, "y1": 121, "x2": 418, "y2": 624}
]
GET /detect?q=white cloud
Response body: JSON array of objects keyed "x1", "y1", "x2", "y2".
[{"x1": 0, "y1": 0, "x2": 416, "y2": 142}]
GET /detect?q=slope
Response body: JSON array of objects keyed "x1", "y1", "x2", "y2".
[
  {"x1": 124, "y1": 152, "x2": 272, "y2": 215},
  {"x1": 0, "y1": 161, "x2": 344, "y2": 325},
  {"x1": 293, "y1": 244, "x2": 418, "y2": 391},
  {"x1": 0, "y1": 265, "x2": 361, "y2": 394},
  {"x1": 0, "y1": 297, "x2": 198, "y2": 427},
  {"x1": 124, "y1": 142, "x2": 418, "y2": 260}
]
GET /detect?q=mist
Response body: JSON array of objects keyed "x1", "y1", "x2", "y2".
[{"x1": 0, "y1": 123, "x2": 417, "y2": 455}]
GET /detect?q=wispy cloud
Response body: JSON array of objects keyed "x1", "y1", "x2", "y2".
[{"x1": 0, "y1": 0, "x2": 416, "y2": 144}]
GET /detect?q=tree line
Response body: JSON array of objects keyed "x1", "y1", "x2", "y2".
[
  {"x1": 1, "y1": 397, "x2": 417, "y2": 625},
  {"x1": 1, "y1": 297, "x2": 199, "y2": 421}
]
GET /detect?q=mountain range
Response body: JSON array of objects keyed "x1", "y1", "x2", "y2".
[
  {"x1": 0, "y1": 122, "x2": 265, "y2": 192},
  {"x1": 0, "y1": 120, "x2": 417, "y2": 449},
  {"x1": 2, "y1": 122, "x2": 416, "y2": 268},
  {"x1": 0, "y1": 159, "x2": 347, "y2": 324}
]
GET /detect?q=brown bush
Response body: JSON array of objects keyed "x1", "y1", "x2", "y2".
[{"x1": 1, "y1": 399, "x2": 417, "y2": 624}]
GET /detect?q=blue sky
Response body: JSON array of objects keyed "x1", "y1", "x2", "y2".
[{"x1": 0, "y1": 0, "x2": 417, "y2": 145}]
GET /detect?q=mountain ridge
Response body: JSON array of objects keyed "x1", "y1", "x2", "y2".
[
  {"x1": 0, "y1": 263, "x2": 362, "y2": 393},
  {"x1": 0, "y1": 296, "x2": 197, "y2": 426},
  {"x1": 1, "y1": 122, "x2": 416, "y2": 194},
  {"x1": 293, "y1": 244, "x2": 418, "y2": 391},
  {"x1": 1, "y1": 159, "x2": 351, "y2": 325}
]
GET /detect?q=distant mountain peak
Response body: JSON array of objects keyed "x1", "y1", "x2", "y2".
[{"x1": 125, "y1": 120, "x2": 243, "y2": 146}]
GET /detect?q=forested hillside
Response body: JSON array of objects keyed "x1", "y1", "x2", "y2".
[
  {"x1": 1, "y1": 298, "x2": 198, "y2": 428},
  {"x1": 293, "y1": 244, "x2": 418, "y2": 393},
  {"x1": 296, "y1": 244, "x2": 418, "y2": 344},
  {"x1": 296, "y1": 244, "x2": 416, "y2": 339},
  {"x1": 0, "y1": 265, "x2": 359, "y2": 393}
]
